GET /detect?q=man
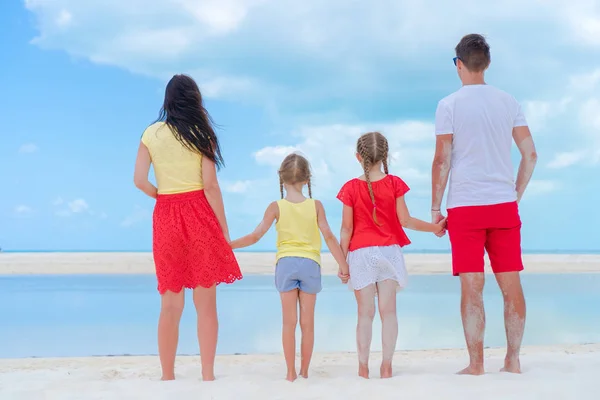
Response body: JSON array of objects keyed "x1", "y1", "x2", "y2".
[{"x1": 431, "y1": 34, "x2": 538, "y2": 375}]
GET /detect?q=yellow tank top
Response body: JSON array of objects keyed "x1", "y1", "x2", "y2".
[
  {"x1": 141, "y1": 122, "x2": 204, "y2": 194},
  {"x1": 275, "y1": 199, "x2": 321, "y2": 265}
]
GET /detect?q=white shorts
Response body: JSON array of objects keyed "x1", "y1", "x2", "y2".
[{"x1": 347, "y1": 245, "x2": 408, "y2": 292}]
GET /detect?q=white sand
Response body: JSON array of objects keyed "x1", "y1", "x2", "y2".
[
  {"x1": 1, "y1": 252, "x2": 600, "y2": 275},
  {"x1": 0, "y1": 344, "x2": 598, "y2": 399}
]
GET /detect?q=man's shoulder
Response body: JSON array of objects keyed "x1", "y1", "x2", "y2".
[
  {"x1": 438, "y1": 90, "x2": 460, "y2": 106},
  {"x1": 485, "y1": 85, "x2": 517, "y2": 101}
]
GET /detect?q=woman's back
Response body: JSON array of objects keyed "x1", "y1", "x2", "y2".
[{"x1": 142, "y1": 122, "x2": 203, "y2": 194}]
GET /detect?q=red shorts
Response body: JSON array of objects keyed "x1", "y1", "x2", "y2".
[{"x1": 447, "y1": 201, "x2": 523, "y2": 276}]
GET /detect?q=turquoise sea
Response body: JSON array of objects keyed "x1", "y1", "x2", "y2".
[{"x1": 1, "y1": 273, "x2": 599, "y2": 358}]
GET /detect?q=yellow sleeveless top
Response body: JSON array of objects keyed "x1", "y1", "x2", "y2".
[
  {"x1": 275, "y1": 199, "x2": 321, "y2": 265},
  {"x1": 141, "y1": 122, "x2": 204, "y2": 194}
]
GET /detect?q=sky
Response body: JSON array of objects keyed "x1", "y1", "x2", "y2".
[{"x1": 1, "y1": 0, "x2": 599, "y2": 252}]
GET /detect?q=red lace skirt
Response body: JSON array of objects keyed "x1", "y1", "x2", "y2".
[{"x1": 152, "y1": 190, "x2": 242, "y2": 294}]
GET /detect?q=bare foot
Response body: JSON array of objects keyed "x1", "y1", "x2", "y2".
[
  {"x1": 161, "y1": 375, "x2": 175, "y2": 381},
  {"x1": 202, "y1": 372, "x2": 215, "y2": 381},
  {"x1": 456, "y1": 365, "x2": 485, "y2": 376},
  {"x1": 500, "y1": 358, "x2": 521, "y2": 374},
  {"x1": 358, "y1": 363, "x2": 369, "y2": 379},
  {"x1": 299, "y1": 369, "x2": 308, "y2": 379},
  {"x1": 380, "y1": 362, "x2": 393, "y2": 379},
  {"x1": 286, "y1": 370, "x2": 298, "y2": 382}
]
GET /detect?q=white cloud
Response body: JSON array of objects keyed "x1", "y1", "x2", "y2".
[
  {"x1": 526, "y1": 68, "x2": 600, "y2": 168},
  {"x1": 67, "y1": 199, "x2": 89, "y2": 213},
  {"x1": 251, "y1": 120, "x2": 436, "y2": 199},
  {"x1": 56, "y1": 9, "x2": 72, "y2": 27},
  {"x1": 120, "y1": 206, "x2": 150, "y2": 227},
  {"x1": 54, "y1": 197, "x2": 92, "y2": 217},
  {"x1": 547, "y1": 151, "x2": 587, "y2": 169},
  {"x1": 23, "y1": 0, "x2": 600, "y2": 107},
  {"x1": 223, "y1": 180, "x2": 254, "y2": 194},
  {"x1": 523, "y1": 98, "x2": 572, "y2": 132},
  {"x1": 19, "y1": 143, "x2": 38, "y2": 154},
  {"x1": 527, "y1": 180, "x2": 561, "y2": 196},
  {"x1": 253, "y1": 146, "x2": 299, "y2": 167},
  {"x1": 14, "y1": 205, "x2": 34, "y2": 216}
]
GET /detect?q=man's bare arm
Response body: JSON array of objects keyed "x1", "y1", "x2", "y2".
[
  {"x1": 513, "y1": 126, "x2": 538, "y2": 203},
  {"x1": 431, "y1": 134, "x2": 453, "y2": 213}
]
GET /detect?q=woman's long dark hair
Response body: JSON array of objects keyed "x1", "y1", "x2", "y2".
[{"x1": 156, "y1": 74, "x2": 224, "y2": 168}]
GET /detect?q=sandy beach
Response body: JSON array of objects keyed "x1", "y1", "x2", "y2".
[
  {"x1": 1, "y1": 252, "x2": 600, "y2": 275},
  {"x1": 1, "y1": 344, "x2": 598, "y2": 399}
]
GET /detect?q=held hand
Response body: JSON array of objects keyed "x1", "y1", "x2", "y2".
[
  {"x1": 338, "y1": 267, "x2": 350, "y2": 284},
  {"x1": 431, "y1": 211, "x2": 447, "y2": 237}
]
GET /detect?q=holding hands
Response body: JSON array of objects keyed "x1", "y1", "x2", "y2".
[
  {"x1": 431, "y1": 210, "x2": 447, "y2": 237},
  {"x1": 338, "y1": 261, "x2": 350, "y2": 284}
]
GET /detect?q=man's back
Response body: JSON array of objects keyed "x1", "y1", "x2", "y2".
[{"x1": 435, "y1": 84, "x2": 527, "y2": 209}]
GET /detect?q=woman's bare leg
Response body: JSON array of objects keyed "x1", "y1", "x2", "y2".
[
  {"x1": 193, "y1": 285, "x2": 218, "y2": 381},
  {"x1": 355, "y1": 284, "x2": 376, "y2": 379},
  {"x1": 298, "y1": 291, "x2": 317, "y2": 378},
  {"x1": 281, "y1": 290, "x2": 299, "y2": 381},
  {"x1": 377, "y1": 280, "x2": 398, "y2": 378},
  {"x1": 158, "y1": 290, "x2": 185, "y2": 381}
]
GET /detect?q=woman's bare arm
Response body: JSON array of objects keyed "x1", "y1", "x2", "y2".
[
  {"x1": 133, "y1": 142, "x2": 158, "y2": 199},
  {"x1": 230, "y1": 202, "x2": 278, "y2": 249},
  {"x1": 202, "y1": 156, "x2": 230, "y2": 242}
]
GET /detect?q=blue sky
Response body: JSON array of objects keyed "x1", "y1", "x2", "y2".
[{"x1": 1, "y1": 0, "x2": 599, "y2": 252}]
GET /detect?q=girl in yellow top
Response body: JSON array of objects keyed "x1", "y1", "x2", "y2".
[{"x1": 231, "y1": 153, "x2": 349, "y2": 382}]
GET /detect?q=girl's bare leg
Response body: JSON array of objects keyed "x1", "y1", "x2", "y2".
[
  {"x1": 193, "y1": 285, "x2": 218, "y2": 381},
  {"x1": 377, "y1": 280, "x2": 398, "y2": 378},
  {"x1": 355, "y1": 284, "x2": 376, "y2": 379},
  {"x1": 298, "y1": 291, "x2": 317, "y2": 378},
  {"x1": 281, "y1": 290, "x2": 299, "y2": 381},
  {"x1": 158, "y1": 290, "x2": 185, "y2": 381}
]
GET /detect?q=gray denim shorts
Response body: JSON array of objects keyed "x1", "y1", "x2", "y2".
[{"x1": 275, "y1": 257, "x2": 322, "y2": 294}]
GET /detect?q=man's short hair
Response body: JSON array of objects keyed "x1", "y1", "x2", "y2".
[{"x1": 455, "y1": 34, "x2": 491, "y2": 72}]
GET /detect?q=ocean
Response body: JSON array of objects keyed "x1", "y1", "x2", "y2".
[{"x1": 1, "y1": 273, "x2": 599, "y2": 358}]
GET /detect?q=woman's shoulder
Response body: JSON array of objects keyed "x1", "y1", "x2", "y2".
[
  {"x1": 141, "y1": 122, "x2": 168, "y2": 144},
  {"x1": 144, "y1": 121, "x2": 166, "y2": 133}
]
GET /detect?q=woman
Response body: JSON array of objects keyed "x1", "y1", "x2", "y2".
[{"x1": 134, "y1": 74, "x2": 242, "y2": 381}]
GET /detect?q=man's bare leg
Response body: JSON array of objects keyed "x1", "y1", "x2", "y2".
[
  {"x1": 280, "y1": 290, "x2": 299, "y2": 382},
  {"x1": 457, "y1": 273, "x2": 486, "y2": 375},
  {"x1": 298, "y1": 291, "x2": 317, "y2": 378},
  {"x1": 355, "y1": 284, "x2": 376, "y2": 379},
  {"x1": 495, "y1": 272, "x2": 526, "y2": 374},
  {"x1": 377, "y1": 280, "x2": 398, "y2": 379}
]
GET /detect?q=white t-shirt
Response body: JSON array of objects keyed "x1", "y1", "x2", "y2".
[{"x1": 435, "y1": 84, "x2": 528, "y2": 209}]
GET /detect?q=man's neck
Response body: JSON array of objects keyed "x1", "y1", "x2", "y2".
[{"x1": 461, "y1": 73, "x2": 486, "y2": 86}]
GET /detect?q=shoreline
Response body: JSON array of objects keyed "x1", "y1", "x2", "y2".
[
  {"x1": 2, "y1": 342, "x2": 599, "y2": 364},
  {"x1": 1, "y1": 252, "x2": 600, "y2": 275}
]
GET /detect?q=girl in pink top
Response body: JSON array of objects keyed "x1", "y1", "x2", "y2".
[{"x1": 337, "y1": 132, "x2": 447, "y2": 379}]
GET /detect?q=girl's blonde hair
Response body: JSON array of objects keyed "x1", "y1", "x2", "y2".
[
  {"x1": 278, "y1": 153, "x2": 312, "y2": 199},
  {"x1": 356, "y1": 132, "x2": 389, "y2": 225}
]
